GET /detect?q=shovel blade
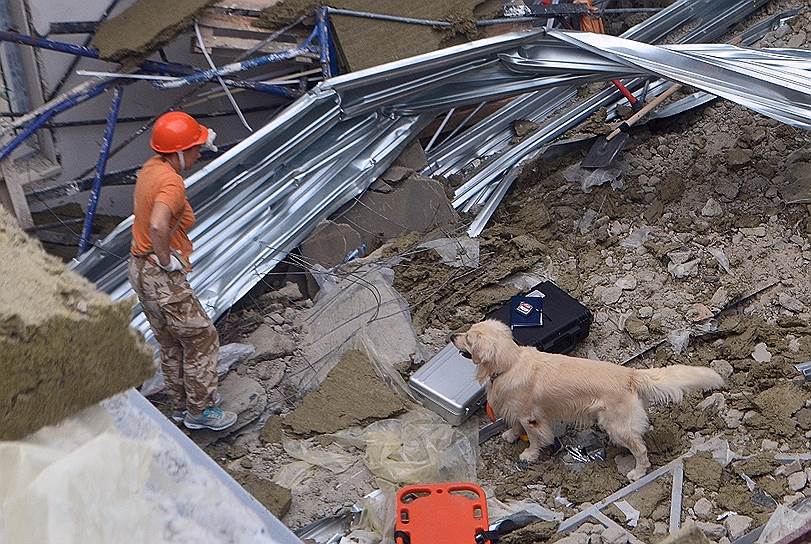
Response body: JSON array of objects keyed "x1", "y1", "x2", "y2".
[{"x1": 581, "y1": 132, "x2": 630, "y2": 169}]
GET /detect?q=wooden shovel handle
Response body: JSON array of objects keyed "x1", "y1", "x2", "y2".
[{"x1": 607, "y1": 84, "x2": 682, "y2": 141}]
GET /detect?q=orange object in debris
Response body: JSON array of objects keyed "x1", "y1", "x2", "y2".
[
  {"x1": 395, "y1": 483, "x2": 490, "y2": 544},
  {"x1": 573, "y1": 0, "x2": 605, "y2": 33},
  {"x1": 485, "y1": 403, "x2": 528, "y2": 442}
]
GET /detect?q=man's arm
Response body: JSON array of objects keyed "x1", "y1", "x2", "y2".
[{"x1": 149, "y1": 202, "x2": 173, "y2": 266}]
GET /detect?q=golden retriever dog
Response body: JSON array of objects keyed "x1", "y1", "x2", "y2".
[{"x1": 451, "y1": 319, "x2": 724, "y2": 481}]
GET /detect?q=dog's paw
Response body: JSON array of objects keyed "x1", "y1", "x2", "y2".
[
  {"x1": 519, "y1": 448, "x2": 539, "y2": 463},
  {"x1": 501, "y1": 429, "x2": 519, "y2": 444},
  {"x1": 626, "y1": 468, "x2": 647, "y2": 482}
]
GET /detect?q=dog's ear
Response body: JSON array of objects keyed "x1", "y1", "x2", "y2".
[{"x1": 468, "y1": 329, "x2": 497, "y2": 367}]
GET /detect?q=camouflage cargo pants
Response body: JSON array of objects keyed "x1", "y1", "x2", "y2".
[{"x1": 128, "y1": 256, "x2": 219, "y2": 414}]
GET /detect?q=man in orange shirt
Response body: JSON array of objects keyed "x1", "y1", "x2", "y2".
[{"x1": 129, "y1": 111, "x2": 236, "y2": 431}]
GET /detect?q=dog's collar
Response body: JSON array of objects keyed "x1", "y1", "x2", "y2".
[{"x1": 489, "y1": 372, "x2": 502, "y2": 384}]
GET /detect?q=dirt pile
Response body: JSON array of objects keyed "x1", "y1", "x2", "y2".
[
  {"x1": 391, "y1": 226, "x2": 550, "y2": 332},
  {"x1": 0, "y1": 207, "x2": 153, "y2": 440}
]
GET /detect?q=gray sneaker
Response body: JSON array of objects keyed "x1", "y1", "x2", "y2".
[
  {"x1": 171, "y1": 392, "x2": 222, "y2": 423},
  {"x1": 184, "y1": 406, "x2": 237, "y2": 431}
]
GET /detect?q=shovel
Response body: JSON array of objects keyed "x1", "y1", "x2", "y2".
[{"x1": 581, "y1": 83, "x2": 682, "y2": 169}]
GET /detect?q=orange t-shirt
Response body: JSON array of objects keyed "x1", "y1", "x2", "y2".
[{"x1": 131, "y1": 155, "x2": 195, "y2": 266}]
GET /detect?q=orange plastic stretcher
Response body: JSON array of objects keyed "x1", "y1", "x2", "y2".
[{"x1": 394, "y1": 483, "x2": 491, "y2": 544}]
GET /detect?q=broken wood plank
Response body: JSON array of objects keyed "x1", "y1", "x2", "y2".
[
  {"x1": 211, "y1": 0, "x2": 282, "y2": 14},
  {"x1": 0, "y1": 158, "x2": 34, "y2": 229}
]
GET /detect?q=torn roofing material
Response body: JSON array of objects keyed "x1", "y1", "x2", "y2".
[
  {"x1": 73, "y1": 0, "x2": 807, "y2": 356},
  {"x1": 91, "y1": 0, "x2": 216, "y2": 62},
  {"x1": 258, "y1": 0, "x2": 490, "y2": 71}
]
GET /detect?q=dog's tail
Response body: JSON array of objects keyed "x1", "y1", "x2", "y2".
[{"x1": 634, "y1": 365, "x2": 723, "y2": 404}]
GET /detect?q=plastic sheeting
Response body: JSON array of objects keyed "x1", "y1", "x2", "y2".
[
  {"x1": 293, "y1": 263, "x2": 426, "y2": 399},
  {"x1": 330, "y1": 409, "x2": 477, "y2": 485},
  {"x1": 758, "y1": 501, "x2": 811, "y2": 544},
  {"x1": 0, "y1": 395, "x2": 291, "y2": 544},
  {"x1": 283, "y1": 439, "x2": 356, "y2": 474}
]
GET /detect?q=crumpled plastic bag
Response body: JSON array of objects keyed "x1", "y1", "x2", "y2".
[
  {"x1": 273, "y1": 460, "x2": 315, "y2": 489},
  {"x1": 283, "y1": 439, "x2": 356, "y2": 474},
  {"x1": 564, "y1": 163, "x2": 625, "y2": 193},
  {"x1": 361, "y1": 410, "x2": 477, "y2": 485},
  {"x1": 353, "y1": 487, "x2": 397, "y2": 543},
  {"x1": 757, "y1": 502, "x2": 811, "y2": 543}
]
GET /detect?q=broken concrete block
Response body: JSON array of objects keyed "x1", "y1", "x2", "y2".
[
  {"x1": 752, "y1": 342, "x2": 772, "y2": 363},
  {"x1": 247, "y1": 324, "x2": 295, "y2": 360},
  {"x1": 256, "y1": 359, "x2": 286, "y2": 388},
  {"x1": 615, "y1": 275, "x2": 637, "y2": 290},
  {"x1": 725, "y1": 147, "x2": 753, "y2": 168},
  {"x1": 513, "y1": 119, "x2": 540, "y2": 138},
  {"x1": 230, "y1": 472, "x2": 292, "y2": 518},
  {"x1": 284, "y1": 350, "x2": 406, "y2": 435},
  {"x1": 392, "y1": 140, "x2": 427, "y2": 171},
  {"x1": 380, "y1": 166, "x2": 413, "y2": 183},
  {"x1": 601, "y1": 286, "x2": 623, "y2": 305},
  {"x1": 723, "y1": 515, "x2": 752, "y2": 541},
  {"x1": 693, "y1": 498, "x2": 713, "y2": 520},
  {"x1": 695, "y1": 521, "x2": 726, "y2": 540},
  {"x1": 776, "y1": 460, "x2": 802, "y2": 476},
  {"x1": 761, "y1": 439, "x2": 779, "y2": 451},
  {"x1": 778, "y1": 292, "x2": 806, "y2": 313},
  {"x1": 260, "y1": 415, "x2": 284, "y2": 445},
  {"x1": 92, "y1": 0, "x2": 216, "y2": 61},
  {"x1": 782, "y1": 161, "x2": 811, "y2": 204},
  {"x1": 789, "y1": 470, "x2": 808, "y2": 492},
  {"x1": 601, "y1": 525, "x2": 630, "y2": 544},
  {"x1": 701, "y1": 198, "x2": 723, "y2": 218},
  {"x1": 624, "y1": 317, "x2": 650, "y2": 341},
  {"x1": 0, "y1": 207, "x2": 153, "y2": 440},
  {"x1": 555, "y1": 534, "x2": 589, "y2": 544},
  {"x1": 710, "y1": 360, "x2": 733, "y2": 380},
  {"x1": 335, "y1": 174, "x2": 458, "y2": 251},
  {"x1": 500, "y1": 521, "x2": 558, "y2": 544},
  {"x1": 217, "y1": 343, "x2": 256, "y2": 376},
  {"x1": 300, "y1": 220, "x2": 364, "y2": 269}
]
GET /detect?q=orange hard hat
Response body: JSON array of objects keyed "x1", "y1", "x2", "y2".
[{"x1": 150, "y1": 112, "x2": 209, "y2": 153}]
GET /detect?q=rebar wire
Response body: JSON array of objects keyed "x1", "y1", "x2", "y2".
[{"x1": 194, "y1": 20, "x2": 253, "y2": 132}]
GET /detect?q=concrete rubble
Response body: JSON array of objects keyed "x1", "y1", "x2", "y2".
[
  {"x1": 7, "y1": 1, "x2": 811, "y2": 543},
  {"x1": 182, "y1": 5, "x2": 811, "y2": 542}
]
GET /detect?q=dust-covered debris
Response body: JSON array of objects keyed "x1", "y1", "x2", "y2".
[
  {"x1": 91, "y1": 0, "x2": 216, "y2": 62},
  {"x1": 284, "y1": 350, "x2": 407, "y2": 435},
  {"x1": 187, "y1": 3, "x2": 811, "y2": 534},
  {"x1": 0, "y1": 207, "x2": 153, "y2": 440},
  {"x1": 258, "y1": 0, "x2": 497, "y2": 71},
  {"x1": 500, "y1": 520, "x2": 558, "y2": 543}
]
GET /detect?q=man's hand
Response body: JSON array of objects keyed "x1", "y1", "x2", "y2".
[{"x1": 158, "y1": 254, "x2": 184, "y2": 272}]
